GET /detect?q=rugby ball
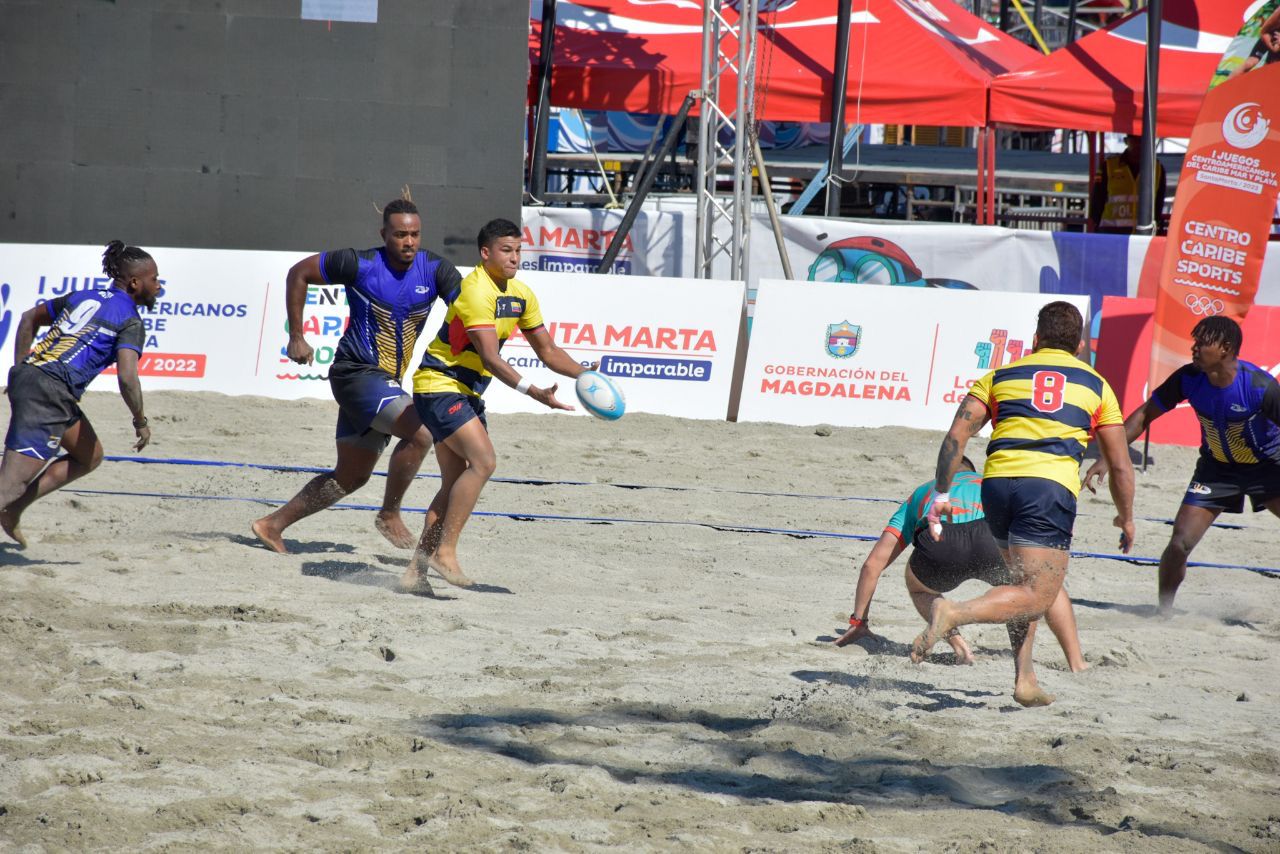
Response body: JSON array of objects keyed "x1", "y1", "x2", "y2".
[{"x1": 575, "y1": 370, "x2": 626, "y2": 421}]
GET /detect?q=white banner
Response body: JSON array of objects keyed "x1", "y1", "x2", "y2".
[
  {"x1": 0, "y1": 244, "x2": 277, "y2": 395},
  {"x1": 482, "y1": 270, "x2": 744, "y2": 420},
  {"x1": 737, "y1": 279, "x2": 1090, "y2": 429},
  {"x1": 520, "y1": 207, "x2": 688, "y2": 277},
  {"x1": 0, "y1": 244, "x2": 744, "y2": 421},
  {"x1": 521, "y1": 206, "x2": 1280, "y2": 310}
]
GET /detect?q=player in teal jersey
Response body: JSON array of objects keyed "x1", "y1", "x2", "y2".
[{"x1": 834, "y1": 458, "x2": 1086, "y2": 672}]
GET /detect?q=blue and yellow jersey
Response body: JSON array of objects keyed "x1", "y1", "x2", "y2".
[
  {"x1": 969, "y1": 348, "x2": 1123, "y2": 496},
  {"x1": 27, "y1": 287, "x2": 145, "y2": 399},
  {"x1": 1150, "y1": 360, "x2": 1280, "y2": 465},
  {"x1": 886, "y1": 470, "x2": 985, "y2": 547},
  {"x1": 321, "y1": 247, "x2": 461, "y2": 380},
  {"x1": 413, "y1": 265, "x2": 545, "y2": 397}
]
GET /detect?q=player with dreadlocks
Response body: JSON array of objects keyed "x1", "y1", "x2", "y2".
[
  {"x1": 0, "y1": 240, "x2": 160, "y2": 547},
  {"x1": 1084, "y1": 316, "x2": 1280, "y2": 614}
]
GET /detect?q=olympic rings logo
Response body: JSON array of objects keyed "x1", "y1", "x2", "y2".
[{"x1": 1185, "y1": 294, "x2": 1225, "y2": 316}]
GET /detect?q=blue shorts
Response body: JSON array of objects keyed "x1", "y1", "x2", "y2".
[
  {"x1": 981, "y1": 477, "x2": 1077, "y2": 551},
  {"x1": 415, "y1": 392, "x2": 487, "y2": 444},
  {"x1": 329, "y1": 361, "x2": 410, "y2": 453},
  {"x1": 4, "y1": 364, "x2": 83, "y2": 461}
]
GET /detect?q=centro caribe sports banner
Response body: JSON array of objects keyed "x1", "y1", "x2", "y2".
[{"x1": 1149, "y1": 1, "x2": 1280, "y2": 389}]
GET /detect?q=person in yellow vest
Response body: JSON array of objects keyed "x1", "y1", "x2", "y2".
[{"x1": 1088, "y1": 135, "x2": 1167, "y2": 234}]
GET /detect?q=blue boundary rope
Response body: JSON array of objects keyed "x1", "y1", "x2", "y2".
[
  {"x1": 101, "y1": 453, "x2": 1250, "y2": 530},
  {"x1": 67, "y1": 486, "x2": 1280, "y2": 577},
  {"x1": 101, "y1": 453, "x2": 900, "y2": 503}
]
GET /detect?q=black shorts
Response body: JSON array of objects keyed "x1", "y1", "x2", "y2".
[
  {"x1": 909, "y1": 518, "x2": 1011, "y2": 593},
  {"x1": 414, "y1": 392, "x2": 487, "y2": 444},
  {"x1": 1183, "y1": 456, "x2": 1280, "y2": 514},
  {"x1": 329, "y1": 360, "x2": 411, "y2": 453},
  {"x1": 4, "y1": 364, "x2": 83, "y2": 461}
]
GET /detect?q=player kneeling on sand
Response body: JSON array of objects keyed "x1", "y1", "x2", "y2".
[
  {"x1": 834, "y1": 456, "x2": 1087, "y2": 672},
  {"x1": 1, "y1": 241, "x2": 159, "y2": 547},
  {"x1": 400, "y1": 218, "x2": 589, "y2": 594}
]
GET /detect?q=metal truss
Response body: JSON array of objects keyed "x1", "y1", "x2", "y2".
[{"x1": 695, "y1": 0, "x2": 759, "y2": 281}]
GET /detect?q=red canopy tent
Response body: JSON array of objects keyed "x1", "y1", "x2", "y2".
[
  {"x1": 530, "y1": 0, "x2": 1038, "y2": 127},
  {"x1": 989, "y1": 0, "x2": 1256, "y2": 136}
]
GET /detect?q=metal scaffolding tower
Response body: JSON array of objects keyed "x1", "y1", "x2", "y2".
[{"x1": 694, "y1": 0, "x2": 759, "y2": 281}]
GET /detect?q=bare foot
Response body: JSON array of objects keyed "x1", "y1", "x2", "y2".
[
  {"x1": 250, "y1": 518, "x2": 288, "y2": 554},
  {"x1": 1014, "y1": 684, "x2": 1056, "y2": 707},
  {"x1": 374, "y1": 512, "x2": 416, "y2": 550},
  {"x1": 834, "y1": 623, "x2": 874, "y2": 647},
  {"x1": 1, "y1": 508, "x2": 27, "y2": 549},
  {"x1": 910, "y1": 599, "x2": 958, "y2": 663},
  {"x1": 1068, "y1": 659, "x2": 1090, "y2": 673},
  {"x1": 945, "y1": 630, "x2": 974, "y2": 665},
  {"x1": 398, "y1": 553, "x2": 435, "y2": 596},
  {"x1": 427, "y1": 553, "x2": 475, "y2": 588}
]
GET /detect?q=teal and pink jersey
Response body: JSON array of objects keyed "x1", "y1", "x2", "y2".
[{"x1": 885, "y1": 470, "x2": 985, "y2": 547}]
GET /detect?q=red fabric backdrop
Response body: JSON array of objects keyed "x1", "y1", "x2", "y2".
[
  {"x1": 989, "y1": 0, "x2": 1257, "y2": 135},
  {"x1": 530, "y1": 0, "x2": 1037, "y2": 125}
]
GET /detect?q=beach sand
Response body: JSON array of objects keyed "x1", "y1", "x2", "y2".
[{"x1": 1, "y1": 391, "x2": 1277, "y2": 851}]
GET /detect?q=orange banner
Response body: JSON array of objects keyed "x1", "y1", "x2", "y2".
[{"x1": 1150, "y1": 18, "x2": 1280, "y2": 390}]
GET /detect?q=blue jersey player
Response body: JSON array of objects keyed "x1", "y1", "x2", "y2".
[
  {"x1": 252, "y1": 197, "x2": 461, "y2": 554},
  {"x1": 1085, "y1": 316, "x2": 1280, "y2": 614},
  {"x1": 0, "y1": 241, "x2": 160, "y2": 548}
]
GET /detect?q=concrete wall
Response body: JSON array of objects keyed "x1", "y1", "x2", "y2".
[{"x1": 0, "y1": 0, "x2": 528, "y2": 265}]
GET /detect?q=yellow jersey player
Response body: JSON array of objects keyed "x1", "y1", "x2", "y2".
[
  {"x1": 399, "y1": 218, "x2": 588, "y2": 594},
  {"x1": 912, "y1": 301, "x2": 1135, "y2": 706}
]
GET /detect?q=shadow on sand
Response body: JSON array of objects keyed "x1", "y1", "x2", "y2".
[{"x1": 409, "y1": 701, "x2": 1239, "y2": 846}]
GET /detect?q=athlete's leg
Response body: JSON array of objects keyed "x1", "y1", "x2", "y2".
[
  {"x1": 399, "y1": 440, "x2": 468, "y2": 594},
  {"x1": 1006, "y1": 617, "x2": 1053, "y2": 707},
  {"x1": 0, "y1": 447, "x2": 54, "y2": 549},
  {"x1": 375, "y1": 406, "x2": 433, "y2": 549},
  {"x1": 912, "y1": 544, "x2": 1065, "y2": 670},
  {"x1": 1, "y1": 418, "x2": 105, "y2": 548},
  {"x1": 1042, "y1": 585, "x2": 1088, "y2": 671},
  {"x1": 905, "y1": 563, "x2": 973, "y2": 664},
  {"x1": 416, "y1": 418, "x2": 495, "y2": 588},
  {"x1": 1157, "y1": 502, "x2": 1220, "y2": 615},
  {"x1": 1264, "y1": 496, "x2": 1280, "y2": 520},
  {"x1": 252, "y1": 442, "x2": 379, "y2": 554}
]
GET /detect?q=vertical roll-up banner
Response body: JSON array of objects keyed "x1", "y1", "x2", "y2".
[{"x1": 1149, "y1": 1, "x2": 1280, "y2": 390}]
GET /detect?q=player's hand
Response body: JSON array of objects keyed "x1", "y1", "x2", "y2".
[
  {"x1": 1083, "y1": 459, "x2": 1109, "y2": 494},
  {"x1": 133, "y1": 425, "x2": 152, "y2": 452},
  {"x1": 531, "y1": 383, "x2": 574, "y2": 411},
  {"x1": 287, "y1": 335, "x2": 314, "y2": 366},
  {"x1": 926, "y1": 492, "x2": 953, "y2": 541},
  {"x1": 1115, "y1": 515, "x2": 1135, "y2": 554},
  {"x1": 834, "y1": 621, "x2": 876, "y2": 647}
]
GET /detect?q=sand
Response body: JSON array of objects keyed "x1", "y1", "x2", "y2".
[{"x1": 0, "y1": 390, "x2": 1277, "y2": 852}]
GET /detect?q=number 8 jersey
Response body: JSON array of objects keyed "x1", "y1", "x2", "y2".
[
  {"x1": 967, "y1": 347, "x2": 1123, "y2": 496},
  {"x1": 26, "y1": 287, "x2": 145, "y2": 398}
]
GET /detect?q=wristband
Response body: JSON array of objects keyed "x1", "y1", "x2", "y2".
[
  {"x1": 927, "y1": 491, "x2": 949, "y2": 537},
  {"x1": 515, "y1": 377, "x2": 532, "y2": 395},
  {"x1": 133, "y1": 416, "x2": 149, "y2": 429}
]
